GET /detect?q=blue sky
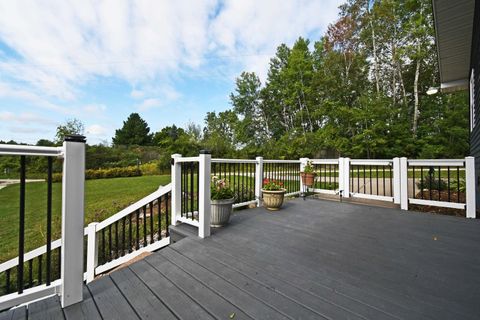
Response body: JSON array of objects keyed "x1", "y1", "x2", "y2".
[{"x1": 0, "y1": 0, "x2": 342, "y2": 145}]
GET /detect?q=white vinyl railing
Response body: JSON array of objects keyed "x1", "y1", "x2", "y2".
[
  {"x1": 0, "y1": 148, "x2": 476, "y2": 311},
  {"x1": 0, "y1": 136, "x2": 85, "y2": 310}
]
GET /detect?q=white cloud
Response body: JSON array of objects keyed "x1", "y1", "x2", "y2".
[
  {"x1": 82, "y1": 103, "x2": 107, "y2": 114},
  {"x1": 136, "y1": 98, "x2": 163, "y2": 111},
  {"x1": 0, "y1": 111, "x2": 57, "y2": 125},
  {"x1": 0, "y1": 1, "x2": 341, "y2": 96},
  {"x1": 86, "y1": 124, "x2": 108, "y2": 136}
]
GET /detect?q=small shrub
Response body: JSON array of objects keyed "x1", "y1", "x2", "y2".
[
  {"x1": 52, "y1": 166, "x2": 142, "y2": 182},
  {"x1": 450, "y1": 179, "x2": 466, "y2": 192},
  {"x1": 416, "y1": 175, "x2": 448, "y2": 191},
  {"x1": 139, "y1": 161, "x2": 160, "y2": 175}
]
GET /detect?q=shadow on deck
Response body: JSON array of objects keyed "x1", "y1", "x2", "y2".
[{"x1": 3, "y1": 197, "x2": 480, "y2": 319}]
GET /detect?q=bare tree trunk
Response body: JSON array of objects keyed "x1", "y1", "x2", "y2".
[
  {"x1": 367, "y1": 3, "x2": 380, "y2": 95},
  {"x1": 412, "y1": 58, "x2": 421, "y2": 137},
  {"x1": 397, "y1": 61, "x2": 408, "y2": 106}
]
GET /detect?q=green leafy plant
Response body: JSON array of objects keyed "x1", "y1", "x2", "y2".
[
  {"x1": 211, "y1": 176, "x2": 235, "y2": 200},
  {"x1": 416, "y1": 175, "x2": 448, "y2": 191},
  {"x1": 262, "y1": 179, "x2": 285, "y2": 191},
  {"x1": 450, "y1": 179, "x2": 466, "y2": 193},
  {"x1": 302, "y1": 161, "x2": 315, "y2": 174}
]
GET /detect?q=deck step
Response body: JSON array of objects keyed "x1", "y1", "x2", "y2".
[{"x1": 168, "y1": 223, "x2": 198, "y2": 243}]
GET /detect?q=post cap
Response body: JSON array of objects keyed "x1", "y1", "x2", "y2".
[
  {"x1": 64, "y1": 134, "x2": 86, "y2": 143},
  {"x1": 199, "y1": 150, "x2": 211, "y2": 154}
]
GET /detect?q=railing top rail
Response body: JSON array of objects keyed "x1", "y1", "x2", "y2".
[
  {"x1": 174, "y1": 156, "x2": 200, "y2": 163},
  {"x1": 407, "y1": 159, "x2": 465, "y2": 167},
  {"x1": 0, "y1": 144, "x2": 64, "y2": 158},
  {"x1": 96, "y1": 183, "x2": 172, "y2": 231},
  {"x1": 350, "y1": 159, "x2": 393, "y2": 166},
  {"x1": 310, "y1": 159, "x2": 339, "y2": 165},
  {"x1": 263, "y1": 159, "x2": 301, "y2": 164},
  {"x1": 212, "y1": 158, "x2": 257, "y2": 164}
]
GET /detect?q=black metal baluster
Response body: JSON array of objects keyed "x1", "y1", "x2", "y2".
[
  {"x1": 150, "y1": 203, "x2": 154, "y2": 244},
  {"x1": 28, "y1": 260, "x2": 33, "y2": 288},
  {"x1": 190, "y1": 163, "x2": 194, "y2": 218},
  {"x1": 101, "y1": 228, "x2": 106, "y2": 264},
  {"x1": 143, "y1": 205, "x2": 147, "y2": 246},
  {"x1": 350, "y1": 166, "x2": 355, "y2": 192},
  {"x1": 18, "y1": 155, "x2": 26, "y2": 294},
  {"x1": 128, "y1": 214, "x2": 133, "y2": 253},
  {"x1": 429, "y1": 167, "x2": 433, "y2": 200},
  {"x1": 122, "y1": 217, "x2": 126, "y2": 256},
  {"x1": 38, "y1": 255, "x2": 43, "y2": 285},
  {"x1": 165, "y1": 193, "x2": 170, "y2": 236},
  {"x1": 447, "y1": 167, "x2": 451, "y2": 202},
  {"x1": 421, "y1": 166, "x2": 424, "y2": 199},
  {"x1": 242, "y1": 162, "x2": 246, "y2": 202},
  {"x1": 56, "y1": 247, "x2": 61, "y2": 280},
  {"x1": 237, "y1": 163, "x2": 240, "y2": 200},
  {"x1": 382, "y1": 166, "x2": 386, "y2": 196},
  {"x1": 389, "y1": 166, "x2": 393, "y2": 196},
  {"x1": 369, "y1": 166, "x2": 372, "y2": 194},
  {"x1": 438, "y1": 166, "x2": 441, "y2": 201},
  {"x1": 158, "y1": 197, "x2": 162, "y2": 240},
  {"x1": 457, "y1": 167, "x2": 460, "y2": 203},
  {"x1": 6, "y1": 269, "x2": 11, "y2": 294},
  {"x1": 357, "y1": 166, "x2": 360, "y2": 193},
  {"x1": 108, "y1": 225, "x2": 112, "y2": 261},
  {"x1": 115, "y1": 221, "x2": 119, "y2": 259},
  {"x1": 136, "y1": 209, "x2": 140, "y2": 250},
  {"x1": 46, "y1": 157, "x2": 52, "y2": 286},
  {"x1": 233, "y1": 162, "x2": 236, "y2": 197},
  {"x1": 376, "y1": 166, "x2": 379, "y2": 195},
  {"x1": 412, "y1": 166, "x2": 416, "y2": 199},
  {"x1": 183, "y1": 162, "x2": 187, "y2": 217},
  {"x1": 363, "y1": 165, "x2": 366, "y2": 193}
]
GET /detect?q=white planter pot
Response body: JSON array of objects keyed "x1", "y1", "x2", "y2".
[{"x1": 210, "y1": 197, "x2": 235, "y2": 227}]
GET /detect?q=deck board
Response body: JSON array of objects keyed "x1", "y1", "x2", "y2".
[
  {"x1": 87, "y1": 275, "x2": 139, "y2": 320},
  {"x1": 2, "y1": 197, "x2": 480, "y2": 319},
  {"x1": 63, "y1": 286, "x2": 101, "y2": 320}
]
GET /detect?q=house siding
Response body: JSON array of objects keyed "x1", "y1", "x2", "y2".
[{"x1": 470, "y1": 0, "x2": 480, "y2": 217}]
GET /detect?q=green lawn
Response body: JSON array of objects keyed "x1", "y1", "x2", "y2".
[{"x1": 0, "y1": 175, "x2": 170, "y2": 263}]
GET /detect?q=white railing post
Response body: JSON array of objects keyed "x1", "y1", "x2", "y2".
[
  {"x1": 255, "y1": 156, "x2": 264, "y2": 206},
  {"x1": 393, "y1": 157, "x2": 401, "y2": 204},
  {"x1": 465, "y1": 156, "x2": 476, "y2": 218},
  {"x1": 399, "y1": 157, "x2": 408, "y2": 210},
  {"x1": 86, "y1": 222, "x2": 98, "y2": 283},
  {"x1": 170, "y1": 154, "x2": 182, "y2": 226},
  {"x1": 342, "y1": 158, "x2": 350, "y2": 198},
  {"x1": 299, "y1": 157, "x2": 309, "y2": 193},
  {"x1": 198, "y1": 150, "x2": 211, "y2": 238},
  {"x1": 61, "y1": 135, "x2": 86, "y2": 308}
]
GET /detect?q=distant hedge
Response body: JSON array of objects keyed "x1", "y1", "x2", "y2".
[{"x1": 52, "y1": 166, "x2": 142, "y2": 182}]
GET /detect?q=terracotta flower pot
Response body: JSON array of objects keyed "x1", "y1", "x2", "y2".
[
  {"x1": 210, "y1": 197, "x2": 235, "y2": 227},
  {"x1": 300, "y1": 172, "x2": 316, "y2": 187},
  {"x1": 262, "y1": 189, "x2": 286, "y2": 211}
]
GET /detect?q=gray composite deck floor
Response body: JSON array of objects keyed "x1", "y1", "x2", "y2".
[{"x1": 3, "y1": 198, "x2": 480, "y2": 319}]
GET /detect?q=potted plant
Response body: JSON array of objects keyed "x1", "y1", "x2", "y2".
[
  {"x1": 300, "y1": 160, "x2": 316, "y2": 187},
  {"x1": 262, "y1": 179, "x2": 286, "y2": 211},
  {"x1": 210, "y1": 176, "x2": 235, "y2": 227}
]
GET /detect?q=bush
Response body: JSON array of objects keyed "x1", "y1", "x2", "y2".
[
  {"x1": 139, "y1": 161, "x2": 161, "y2": 175},
  {"x1": 52, "y1": 166, "x2": 142, "y2": 182},
  {"x1": 416, "y1": 175, "x2": 448, "y2": 191},
  {"x1": 450, "y1": 179, "x2": 466, "y2": 192}
]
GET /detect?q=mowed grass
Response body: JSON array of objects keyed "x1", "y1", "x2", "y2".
[{"x1": 0, "y1": 175, "x2": 170, "y2": 263}]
